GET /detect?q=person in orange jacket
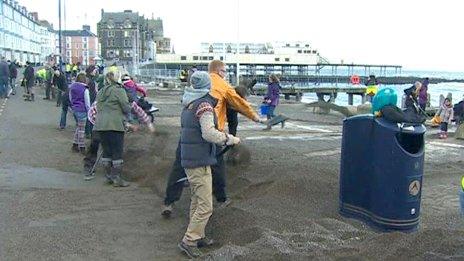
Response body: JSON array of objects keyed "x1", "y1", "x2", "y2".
[{"x1": 162, "y1": 60, "x2": 263, "y2": 220}]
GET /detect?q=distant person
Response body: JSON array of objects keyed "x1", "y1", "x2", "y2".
[
  {"x1": 8, "y1": 60, "x2": 18, "y2": 95},
  {"x1": 65, "y1": 63, "x2": 72, "y2": 82},
  {"x1": 187, "y1": 65, "x2": 198, "y2": 83},
  {"x1": 53, "y1": 69, "x2": 69, "y2": 129},
  {"x1": 161, "y1": 60, "x2": 263, "y2": 218},
  {"x1": 436, "y1": 98, "x2": 454, "y2": 139},
  {"x1": 365, "y1": 75, "x2": 379, "y2": 103},
  {"x1": 263, "y1": 74, "x2": 281, "y2": 130},
  {"x1": 417, "y1": 77, "x2": 429, "y2": 110},
  {"x1": 43, "y1": 65, "x2": 54, "y2": 100},
  {"x1": 0, "y1": 57, "x2": 9, "y2": 98},
  {"x1": 404, "y1": 81, "x2": 421, "y2": 112},
  {"x1": 177, "y1": 71, "x2": 240, "y2": 258},
  {"x1": 23, "y1": 62, "x2": 35, "y2": 101},
  {"x1": 179, "y1": 69, "x2": 188, "y2": 83},
  {"x1": 72, "y1": 63, "x2": 79, "y2": 78},
  {"x1": 69, "y1": 73, "x2": 90, "y2": 154}
]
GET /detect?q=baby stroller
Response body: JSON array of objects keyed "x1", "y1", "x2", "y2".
[{"x1": 136, "y1": 96, "x2": 159, "y2": 123}]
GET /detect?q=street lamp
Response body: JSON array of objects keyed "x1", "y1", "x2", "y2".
[
  {"x1": 236, "y1": 0, "x2": 240, "y2": 86},
  {"x1": 58, "y1": 0, "x2": 63, "y2": 71}
]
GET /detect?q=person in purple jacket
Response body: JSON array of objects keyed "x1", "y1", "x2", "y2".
[
  {"x1": 69, "y1": 73, "x2": 90, "y2": 154},
  {"x1": 418, "y1": 77, "x2": 429, "y2": 110},
  {"x1": 263, "y1": 74, "x2": 281, "y2": 130}
]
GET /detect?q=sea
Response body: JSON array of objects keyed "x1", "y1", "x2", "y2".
[{"x1": 300, "y1": 70, "x2": 464, "y2": 107}]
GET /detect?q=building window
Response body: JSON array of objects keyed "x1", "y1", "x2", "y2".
[
  {"x1": 220, "y1": 56, "x2": 224, "y2": 61},
  {"x1": 83, "y1": 43, "x2": 88, "y2": 49},
  {"x1": 202, "y1": 56, "x2": 208, "y2": 60},
  {"x1": 297, "y1": 50, "x2": 302, "y2": 54},
  {"x1": 82, "y1": 37, "x2": 88, "y2": 42},
  {"x1": 285, "y1": 43, "x2": 290, "y2": 47},
  {"x1": 66, "y1": 51, "x2": 71, "y2": 58},
  {"x1": 124, "y1": 50, "x2": 131, "y2": 57},
  {"x1": 124, "y1": 39, "x2": 131, "y2": 47},
  {"x1": 296, "y1": 44, "x2": 300, "y2": 47},
  {"x1": 107, "y1": 39, "x2": 114, "y2": 46},
  {"x1": 285, "y1": 58, "x2": 290, "y2": 62},
  {"x1": 275, "y1": 58, "x2": 280, "y2": 62},
  {"x1": 208, "y1": 56, "x2": 213, "y2": 60},
  {"x1": 108, "y1": 30, "x2": 115, "y2": 37},
  {"x1": 124, "y1": 19, "x2": 131, "y2": 28},
  {"x1": 193, "y1": 56, "x2": 198, "y2": 60},
  {"x1": 124, "y1": 31, "x2": 130, "y2": 38},
  {"x1": 66, "y1": 43, "x2": 70, "y2": 49},
  {"x1": 180, "y1": 56, "x2": 187, "y2": 61}
]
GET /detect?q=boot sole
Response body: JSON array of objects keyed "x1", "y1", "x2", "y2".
[{"x1": 178, "y1": 243, "x2": 201, "y2": 259}]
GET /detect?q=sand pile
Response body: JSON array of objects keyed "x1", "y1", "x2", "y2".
[{"x1": 118, "y1": 106, "x2": 463, "y2": 260}]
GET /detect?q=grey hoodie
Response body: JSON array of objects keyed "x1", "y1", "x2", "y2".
[{"x1": 181, "y1": 86, "x2": 210, "y2": 107}]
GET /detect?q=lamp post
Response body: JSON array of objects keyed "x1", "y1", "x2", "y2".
[
  {"x1": 58, "y1": 0, "x2": 63, "y2": 71},
  {"x1": 236, "y1": 0, "x2": 240, "y2": 86}
]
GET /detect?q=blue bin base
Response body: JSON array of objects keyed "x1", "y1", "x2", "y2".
[{"x1": 340, "y1": 203, "x2": 419, "y2": 232}]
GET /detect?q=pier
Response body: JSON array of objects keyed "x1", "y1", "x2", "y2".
[{"x1": 252, "y1": 85, "x2": 367, "y2": 105}]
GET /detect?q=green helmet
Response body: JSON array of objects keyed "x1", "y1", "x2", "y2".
[{"x1": 372, "y1": 88, "x2": 397, "y2": 114}]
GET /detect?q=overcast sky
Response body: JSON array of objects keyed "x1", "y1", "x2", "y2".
[{"x1": 19, "y1": 0, "x2": 464, "y2": 72}]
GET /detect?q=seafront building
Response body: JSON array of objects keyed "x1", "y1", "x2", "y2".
[
  {"x1": 0, "y1": 0, "x2": 57, "y2": 64},
  {"x1": 153, "y1": 41, "x2": 322, "y2": 78},
  {"x1": 97, "y1": 9, "x2": 170, "y2": 64},
  {"x1": 61, "y1": 25, "x2": 98, "y2": 65}
]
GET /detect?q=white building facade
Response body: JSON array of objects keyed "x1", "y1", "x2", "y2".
[{"x1": 0, "y1": 0, "x2": 57, "y2": 64}]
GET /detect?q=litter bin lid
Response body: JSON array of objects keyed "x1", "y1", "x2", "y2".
[
  {"x1": 344, "y1": 114, "x2": 374, "y2": 123},
  {"x1": 375, "y1": 117, "x2": 426, "y2": 134}
]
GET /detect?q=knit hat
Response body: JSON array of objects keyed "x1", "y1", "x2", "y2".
[
  {"x1": 190, "y1": 71, "x2": 211, "y2": 90},
  {"x1": 122, "y1": 75, "x2": 131, "y2": 82}
]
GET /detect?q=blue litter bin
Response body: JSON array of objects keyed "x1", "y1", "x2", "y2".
[{"x1": 339, "y1": 115, "x2": 426, "y2": 232}]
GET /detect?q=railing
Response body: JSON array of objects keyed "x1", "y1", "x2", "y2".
[{"x1": 137, "y1": 68, "x2": 181, "y2": 83}]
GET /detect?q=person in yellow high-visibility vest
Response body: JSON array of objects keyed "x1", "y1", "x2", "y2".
[
  {"x1": 36, "y1": 68, "x2": 47, "y2": 85},
  {"x1": 72, "y1": 64, "x2": 78, "y2": 78},
  {"x1": 65, "y1": 63, "x2": 72, "y2": 82},
  {"x1": 179, "y1": 69, "x2": 188, "y2": 83},
  {"x1": 365, "y1": 75, "x2": 378, "y2": 102}
]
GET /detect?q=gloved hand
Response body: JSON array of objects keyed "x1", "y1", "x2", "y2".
[
  {"x1": 226, "y1": 134, "x2": 241, "y2": 145},
  {"x1": 254, "y1": 117, "x2": 267, "y2": 124},
  {"x1": 147, "y1": 122, "x2": 155, "y2": 133}
]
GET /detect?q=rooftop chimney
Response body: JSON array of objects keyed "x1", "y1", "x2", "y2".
[{"x1": 30, "y1": 12, "x2": 39, "y2": 21}]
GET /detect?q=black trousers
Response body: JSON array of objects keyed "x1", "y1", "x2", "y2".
[
  {"x1": 83, "y1": 131, "x2": 101, "y2": 168},
  {"x1": 226, "y1": 107, "x2": 238, "y2": 136},
  {"x1": 164, "y1": 141, "x2": 227, "y2": 205},
  {"x1": 99, "y1": 131, "x2": 124, "y2": 161},
  {"x1": 45, "y1": 81, "x2": 54, "y2": 99}
]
